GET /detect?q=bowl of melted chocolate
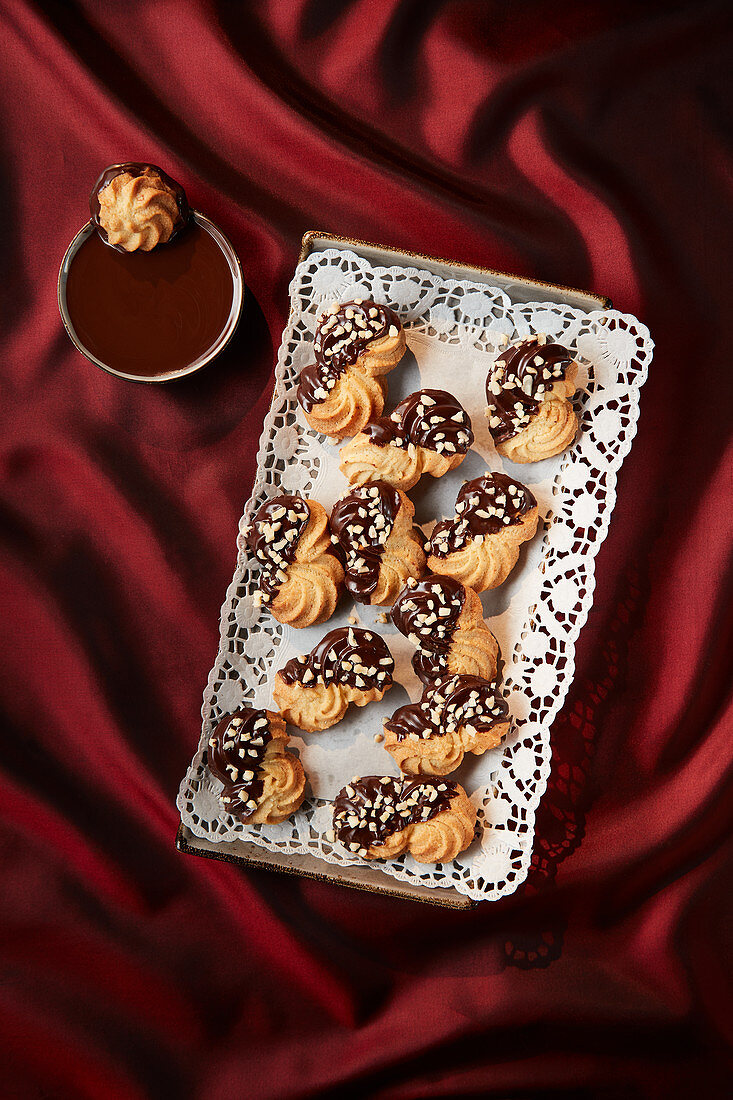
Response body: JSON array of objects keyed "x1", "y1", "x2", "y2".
[{"x1": 58, "y1": 162, "x2": 243, "y2": 383}]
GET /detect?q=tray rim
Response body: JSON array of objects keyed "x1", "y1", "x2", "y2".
[
  {"x1": 299, "y1": 229, "x2": 613, "y2": 308},
  {"x1": 176, "y1": 228, "x2": 616, "y2": 907},
  {"x1": 176, "y1": 824, "x2": 477, "y2": 908}
]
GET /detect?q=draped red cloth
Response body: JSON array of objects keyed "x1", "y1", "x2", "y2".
[{"x1": 1, "y1": 1, "x2": 731, "y2": 1096}]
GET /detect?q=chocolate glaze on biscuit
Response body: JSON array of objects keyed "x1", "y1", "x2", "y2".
[
  {"x1": 333, "y1": 775, "x2": 457, "y2": 853},
  {"x1": 246, "y1": 495, "x2": 311, "y2": 600},
  {"x1": 363, "y1": 389, "x2": 473, "y2": 456},
  {"x1": 429, "y1": 473, "x2": 535, "y2": 557},
  {"x1": 391, "y1": 575, "x2": 466, "y2": 681},
  {"x1": 384, "y1": 672, "x2": 508, "y2": 743},
  {"x1": 298, "y1": 300, "x2": 400, "y2": 412},
  {"x1": 207, "y1": 708, "x2": 274, "y2": 819},
  {"x1": 280, "y1": 627, "x2": 394, "y2": 691},
  {"x1": 486, "y1": 336, "x2": 574, "y2": 443},
  {"x1": 330, "y1": 481, "x2": 401, "y2": 601}
]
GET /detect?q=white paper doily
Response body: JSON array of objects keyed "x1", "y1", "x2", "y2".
[{"x1": 177, "y1": 248, "x2": 653, "y2": 902}]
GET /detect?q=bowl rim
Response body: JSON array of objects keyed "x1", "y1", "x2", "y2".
[{"x1": 57, "y1": 211, "x2": 244, "y2": 384}]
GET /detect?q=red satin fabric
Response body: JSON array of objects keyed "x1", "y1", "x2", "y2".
[{"x1": 1, "y1": 2, "x2": 732, "y2": 1096}]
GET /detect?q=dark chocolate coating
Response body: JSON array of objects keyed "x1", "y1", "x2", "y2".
[
  {"x1": 330, "y1": 481, "x2": 401, "y2": 601},
  {"x1": 207, "y1": 708, "x2": 274, "y2": 819},
  {"x1": 384, "y1": 673, "x2": 508, "y2": 743},
  {"x1": 332, "y1": 775, "x2": 458, "y2": 853},
  {"x1": 65, "y1": 222, "x2": 234, "y2": 378},
  {"x1": 279, "y1": 627, "x2": 394, "y2": 691},
  {"x1": 90, "y1": 162, "x2": 189, "y2": 251},
  {"x1": 429, "y1": 472, "x2": 536, "y2": 557},
  {"x1": 246, "y1": 495, "x2": 311, "y2": 601},
  {"x1": 297, "y1": 299, "x2": 400, "y2": 412},
  {"x1": 363, "y1": 389, "x2": 473, "y2": 455},
  {"x1": 391, "y1": 575, "x2": 466, "y2": 682},
  {"x1": 486, "y1": 336, "x2": 574, "y2": 443}
]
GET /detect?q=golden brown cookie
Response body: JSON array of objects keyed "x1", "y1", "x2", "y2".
[
  {"x1": 245, "y1": 494, "x2": 344, "y2": 628},
  {"x1": 339, "y1": 389, "x2": 473, "y2": 490},
  {"x1": 383, "y1": 672, "x2": 510, "y2": 775},
  {"x1": 391, "y1": 574, "x2": 499, "y2": 685},
  {"x1": 427, "y1": 472, "x2": 538, "y2": 592},
  {"x1": 332, "y1": 775, "x2": 476, "y2": 862},
  {"x1": 297, "y1": 300, "x2": 406, "y2": 439},
  {"x1": 95, "y1": 164, "x2": 183, "y2": 252},
  {"x1": 273, "y1": 627, "x2": 394, "y2": 732},
  {"x1": 207, "y1": 708, "x2": 306, "y2": 824},
  {"x1": 329, "y1": 481, "x2": 425, "y2": 605},
  {"x1": 486, "y1": 334, "x2": 579, "y2": 463}
]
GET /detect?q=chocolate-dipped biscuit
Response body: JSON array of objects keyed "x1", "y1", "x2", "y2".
[
  {"x1": 383, "y1": 672, "x2": 510, "y2": 775},
  {"x1": 427, "y1": 472, "x2": 538, "y2": 592},
  {"x1": 90, "y1": 162, "x2": 189, "y2": 252},
  {"x1": 207, "y1": 707, "x2": 305, "y2": 824},
  {"x1": 245, "y1": 494, "x2": 344, "y2": 627},
  {"x1": 339, "y1": 389, "x2": 474, "y2": 490},
  {"x1": 297, "y1": 300, "x2": 406, "y2": 440},
  {"x1": 246, "y1": 495, "x2": 310, "y2": 599},
  {"x1": 332, "y1": 775, "x2": 476, "y2": 862},
  {"x1": 391, "y1": 575, "x2": 499, "y2": 685},
  {"x1": 486, "y1": 335, "x2": 579, "y2": 463},
  {"x1": 274, "y1": 627, "x2": 395, "y2": 732},
  {"x1": 330, "y1": 481, "x2": 425, "y2": 604}
]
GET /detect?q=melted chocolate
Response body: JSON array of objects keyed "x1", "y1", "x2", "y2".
[
  {"x1": 90, "y1": 162, "x2": 189, "y2": 251},
  {"x1": 297, "y1": 299, "x2": 400, "y2": 412},
  {"x1": 207, "y1": 708, "x2": 274, "y2": 819},
  {"x1": 391, "y1": 575, "x2": 466, "y2": 682},
  {"x1": 246, "y1": 495, "x2": 311, "y2": 601},
  {"x1": 333, "y1": 775, "x2": 457, "y2": 854},
  {"x1": 279, "y1": 627, "x2": 394, "y2": 691},
  {"x1": 65, "y1": 223, "x2": 235, "y2": 378},
  {"x1": 486, "y1": 336, "x2": 574, "y2": 443},
  {"x1": 330, "y1": 481, "x2": 401, "y2": 601},
  {"x1": 363, "y1": 389, "x2": 473, "y2": 455},
  {"x1": 384, "y1": 673, "x2": 508, "y2": 743},
  {"x1": 429, "y1": 472, "x2": 536, "y2": 557}
]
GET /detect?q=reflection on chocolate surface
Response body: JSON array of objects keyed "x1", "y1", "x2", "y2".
[
  {"x1": 207, "y1": 708, "x2": 273, "y2": 819},
  {"x1": 90, "y1": 163, "x2": 189, "y2": 251},
  {"x1": 429, "y1": 472, "x2": 535, "y2": 557},
  {"x1": 363, "y1": 389, "x2": 473, "y2": 455},
  {"x1": 279, "y1": 626, "x2": 394, "y2": 690},
  {"x1": 298, "y1": 299, "x2": 400, "y2": 412},
  {"x1": 391, "y1": 575, "x2": 466, "y2": 681},
  {"x1": 246, "y1": 495, "x2": 310, "y2": 600},
  {"x1": 486, "y1": 335, "x2": 574, "y2": 443},
  {"x1": 65, "y1": 223, "x2": 235, "y2": 378},
  {"x1": 333, "y1": 775, "x2": 457, "y2": 853},
  {"x1": 384, "y1": 672, "x2": 508, "y2": 743},
  {"x1": 330, "y1": 481, "x2": 401, "y2": 601}
]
